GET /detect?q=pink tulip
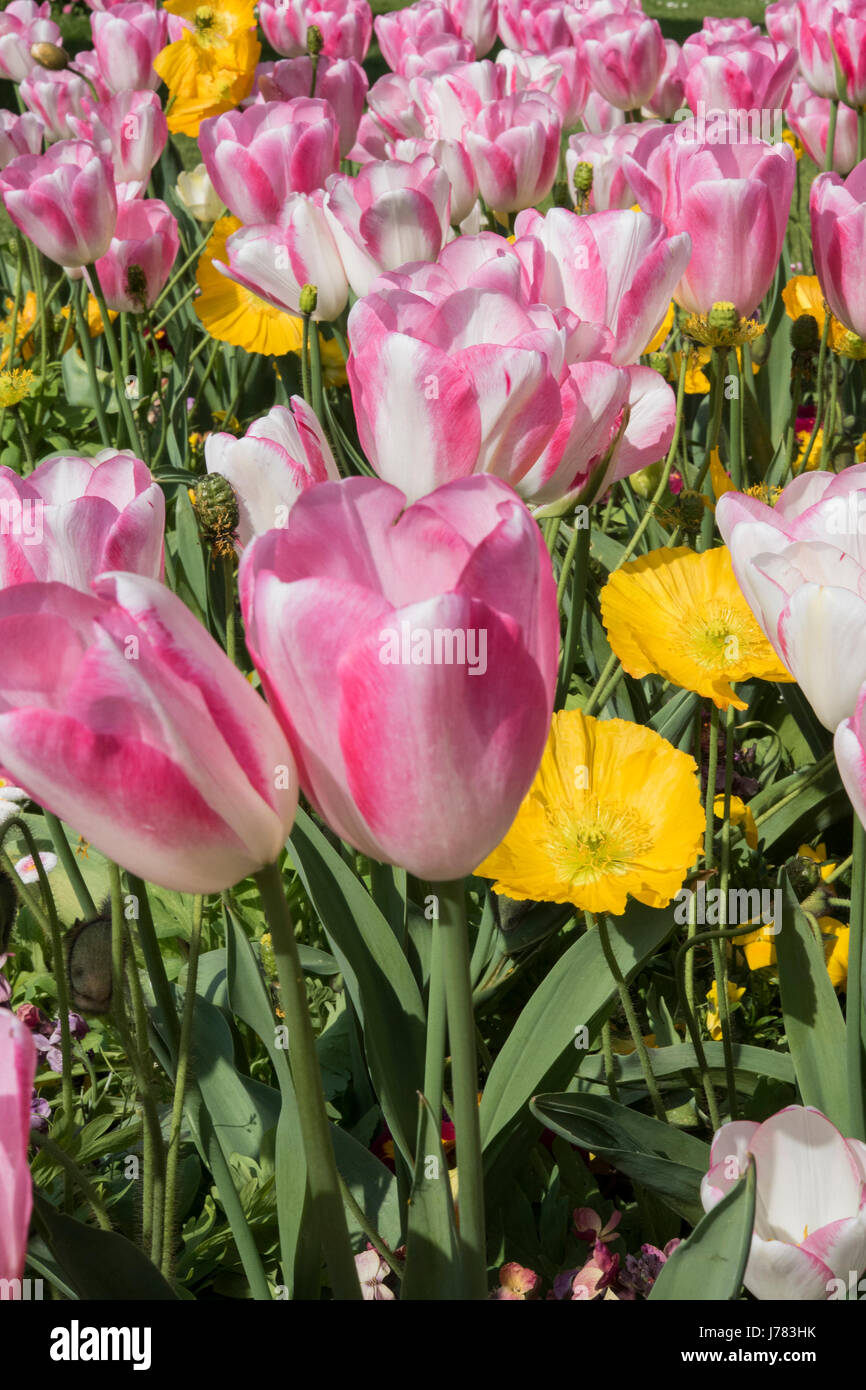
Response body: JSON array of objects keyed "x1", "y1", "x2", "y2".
[
  {"x1": 683, "y1": 37, "x2": 796, "y2": 120},
  {"x1": 365, "y1": 71, "x2": 432, "y2": 142},
  {"x1": 797, "y1": 0, "x2": 837, "y2": 99},
  {"x1": 258, "y1": 0, "x2": 372, "y2": 63},
  {"x1": 68, "y1": 90, "x2": 167, "y2": 199},
  {"x1": 765, "y1": 0, "x2": 800, "y2": 48},
  {"x1": 0, "y1": 574, "x2": 298, "y2": 893},
  {"x1": 836, "y1": 683, "x2": 866, "y2": 832},
  {"x1": 716, "y1": 466, "x2": 866, "y2": 730},
  {"x1": 830, "y1": 4, "x2": 866, "y2": 109},
  {"x1": 496, "y1": 0, "x2": 573, "y2": 54},
  {"x1": 350, "y1": 112, "x2": 392, "y2": 163},
  {"x1": 217, "y1": 189, "x2": 349, "y2": 321},
  {"x1": 374, "y1": 2, "x2": 462, "y2": 75},
  {"x1": 205, "y1": 399, "x2": 341, "y2": 548},
  {"x1": 625, "y1": 126, "x2": 795, "y2": 318},
  {"x1": 496, "y1": 48, "x2": 589, "y2": 130},
  {"x1": 0, "y1": 1, "x2": 61, "y2": 83},
  {"x1": 644, "y1": 40, "x2": 686, "y2": 120},
  {"x1": 0, "y1": 140, "x2": 117, "y2": 268},
  {"x1": 443, "y1": 0, "x2": 498, "y2": 58},
  {"x1": 20, "y1": 68, "x2": 96, "y2": 141},
  {"x1": 253, "y1": 57, "x2": 368, "y2": 158},
  {"x1": 86, "y1": 197, "x2": 179, "y2": 312},
  {"x1": 0, "y1": 111, "x2": 42, "y2": 172},
  {"x1": 702, "y1": 1107, "x2": 866, "y2": 1300},
  {"x1": 91, "y1": 1, "x2": 166, "y2": 94},
  {"x1": 581, "y1": 13, "x2": 666, "y2": 112},
  {"x1": 199, "y1": 100, "x2": 340, "y2": 225},
  {"x1": 565, "y1": 122, "x2": 664, "y2": 212},
  {"x1": 323, "y1": 155, "x2": 450, "y2": 296},
  {"x1": 239, "y1": 474, "x2": 558, "y2": 880},
  {"x1": 811, "y1": 162, "x2": 866, "y2": 338},
  {"x1": 580, "y1": 89, "x2": 627, "y2": 135},
  {"x1": 418, "y1": 60, "x2": 507, "y2": 140},
  {"x1": 0, "y1": 449, "x2": 164, "y2": 591},
  {"x1": 513, "y1": 207, "x2": 691, "y2": 365},
  {"x1": 390, "y1": 134, "x2": 476, "y2": 223},
  {"x1": 0, "y1": 1012, "x2": 35, "y2": 1283},
  {"x1": 786, "y1": 78, "x2": 859, "y2": 174},
  {"x1": 464, "y1": 91, "x2": 561, "y2": 214}
]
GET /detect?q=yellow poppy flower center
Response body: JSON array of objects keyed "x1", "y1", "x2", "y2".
[
  {"x1": 681, "y1": 604, "x2": 758, "y2": 672},
  {"x1": 195, "y1": 5, "x2": 216, "y2": 30},
  {"x1": 556, "y1": 800, "x2": 654, "y2": 888}
]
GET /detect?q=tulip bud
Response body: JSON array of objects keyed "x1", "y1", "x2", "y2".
[
  {"x1": 65, "y1": 911, "x2": 113, "y2": 1014},
  {"x1": 192, "y1": 472, "x2": 239, "y2": 558},
  {"x1": 29, "y1": 42, "x2": 69, "y2": 71},
  {"x1": 299, "y1": 282, "x2": 318, "y2": 315},
  {"x1": 790, "y1": 313, "x2": 819, "y2": 352}
]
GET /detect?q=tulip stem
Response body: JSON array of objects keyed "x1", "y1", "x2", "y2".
[
  {"x1": 615, "y1": 346, "x2": 688, "y2": 569},
  {"x1": 715, "y1": 704, "x2": 740, "y2": 1121},
  {"x1": 254, "y1": 860, "x2": 361, "y2": 1300},
  {"x1": 42, "y1": 811, "x2": 97, "y2": 920},
  {"x1": 797, "y1": 315, "x2": 830, "y2": 473},
  {"x1": 75, "y1": 279, "x2": 112, "y2": 449},
  {"x1": 848, "y1": 819, "x2": 866, "y2": 1141},
  {"x1": 162, "y1": 893, "x2": 203, "y2": 1281},
  {"x1": 597, "y1": 912, "x2": 667, "y2": 1122},
  {"x1": 825, "y1": 99, "x2": 840, "y2": 172},
  {"x1": 222, "y1": 553, "x2": 236, "y2": 665},
  {"x1": 301, "y1": 312, "x2": 313, "y2": 408},
  {"x1": 435, "y1": 878, "x2": 488, "y2": 1298},
  {"x1": 86, "y1": 262, "x2": 145, "y2": 456},
  {"x1": 309, "y1": 317, "x2": 325, "y2": 426},
  {"x1": 859, "y1": 109, "x2": 866, "y2": 166}
]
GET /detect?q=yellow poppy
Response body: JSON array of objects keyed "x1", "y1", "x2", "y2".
[
  {"x1": 155, "y1": 1, "x2": 259, "y2": 135},
  {"x1": 0, "y1": 292, "x2": 37, "y2": 367},
  {"x1": 600, "y1": 545, "x2": 794, "y2": 710},
  {"x1": 474, "y1": 709, "x2": 705, "y2": 915},
  {"x1": 706, "y1": 979, "x2": 745, "y2": 1041},
  {"x1": 0, "y1": 368, "x2": 36, "y2": 407},
  {"x1": 713, "y1": 794, "x2": 758, "y2": 849}
]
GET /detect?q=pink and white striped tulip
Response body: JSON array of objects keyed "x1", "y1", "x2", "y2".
[
  {"x1": 796, "y1": 0, "x2": 838, "y2": 100},
  {"x1": 513, "y1": 207, "x2": 691, "y2": 365},
  {"x1": 0, "y1": 141, "x2": 117, "y2": 268},
  {"x1": 786, "y1": 79, "x2": 859, "y2": 175},
  {"x1": 624, "y1": 127, "x2": 795, "y2": 317},
  {"x1": 765, "y1": 0, "x2": 799, "y2": 47},
  {"x1": 0, "y1": 450, "x2": 164, "y2": 591},
  {"x1": 829, "y1": 5, "x2": 866, "y2": 108},
  {"x1": 683, "y1": 36, "x2": 796, "y2": 119},
  {"x1": 581, "y1": 13, "x2": 666, "y2": 112},
  {"x1": 496, "y1": 0, "x2": 573, "y2": 54},
  {"x1": 419, "y1": 60, "x2": 506, "y2": 139},
  {"x1": 836, "y1": 684, "x2": 866, "y2": 833},
  {"x1": 0, "y1": 1012, "x2": 35, "y2": 1283},
  {"x1": 0, "y1": 1, "x2": 61, "y2": 83},
  {"x1": 253, "y1": 57, "x2": 369, "y2": 158},
  {"x1": 0, "y1": 111, "x2": 42, "y2": 172},
  {"x1": 374, "y1": 2, "x2": 462, "y2": 75},
  {"x1": 91, "y1": 1, "x2": 166, "y2": 94},
  {"x1": 199, "y1": 100, "x2": 340, "y2": 226},
  {"x1": 389, "y1": 134, "x2": 476, "y2": 223},
  {"x1": 444, "y1": 0, "x2": 498, "y2": 58},
  {"x1": 216, "y1": 190, "x2": 349, "y2": 321},
  {"x1": 86, "y1": 197, "x2": 179, "y2": 312},
  {"x1": 565, "y1": 122, "x2": 665, "y2": 212},
  {"x1": 20, "y1": 68, "x2": 95, "y2": 141},
  {"x1": 702, "y1": 1107, "x2": 866, "y2": 1301},
  {"x1": 464, "y1": 91, "x2": 561, "y2": 214},
  {"x1": 205, "y1": 399, "x2": 341, "y2": 548},
  {"x1": 644, "y1": 40, "x2": 686, "y2": 120},
  {"x1": 811, "y1": 162, "x2": 866, "y2": 338},
  {"x1": 323, "y1": 154, "x2": 450, "y2": 296},
  {"x1": 496, "y1": 48, "x2": 589, "y2": 130},
  {"x1": 716, "y1": 466, "x2": 866, "y2": 731},
  {"x1": 258, "y1": 0, "x2": 372, "y2": 62},
  {"x1": 239, "y1": 474, "x2": 558, "y2": 880},
  {"x1": 0, "y1": 574, "x2": 299, "y2": 893},
  {"x1": 68, "y1": 90, "x2": 167, "y2": 200}
]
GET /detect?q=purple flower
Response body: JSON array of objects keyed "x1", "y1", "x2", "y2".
[{"x1": 617, "y1": 1240, "x2": 680, "y2": 1299}]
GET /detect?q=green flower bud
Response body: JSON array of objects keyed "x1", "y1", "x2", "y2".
[
  {"x1": 648, "y1": 351, "x2": 670, "y2": 379},
  {"x1": 192, "y1": 471, "x2": 239, "y2": 542},
  {"x1": 299, "y1": 283, "x2": 318, "y2": 315},
  {"x1": 306, "y1": 24, "x2": 324, "y2": 55},
  {"x1": 573, "y1": 161, "x2": 593, "y2": 194},
  {"x1": 65, "y1": 911, "x2": 113, "y2": 1014},
  {"x1": 785, "y1": 853, "x2": 822, "y2": 901},
  {"x1": 30, "y1": 41, "x2": 69, "y2": 70},
  {"x1": 790, "y1": 313, "x2": 819, "y2": 352}
]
